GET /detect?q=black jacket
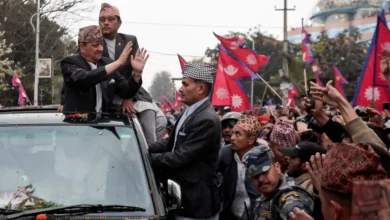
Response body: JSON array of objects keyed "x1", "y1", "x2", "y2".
[
  {"x1": 60, "y1": 55, "x2": 141, "y2": 112},
  {"x1": 103, "y1": 33, "x2": 153, "y2": 104},
  {"x1": 217, "y1": 145, "x2": 261, "y2": 220},
  {"x1": 148, "y1": 100, "x2": 221, "y2": 218}
]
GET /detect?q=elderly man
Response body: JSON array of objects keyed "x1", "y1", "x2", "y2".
[
  {"x1": 61, "y1": 25, "x2": 148, "y2": 113},
  {"x1": 99, "y1": 3, "x2": 166, "y2": 144},
  {"x1": 149, "y1": 63, "x2": 221, "y2": 220},
  {"x1": 242, "y1": 146, "x2": 315, "y2": 220}
]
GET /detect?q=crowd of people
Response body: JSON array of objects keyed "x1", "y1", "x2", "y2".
[{"x1": 56, "y1": 2, "x2": 390, "y2": 220}]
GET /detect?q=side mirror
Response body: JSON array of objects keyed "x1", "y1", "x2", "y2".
[{"x1": 167, "y1": 179, "x2": 182, "y2": 209}]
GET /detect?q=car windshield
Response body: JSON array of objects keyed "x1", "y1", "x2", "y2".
[{"x1": 0, "y1": 125, "x2": 154, "y2": 216}]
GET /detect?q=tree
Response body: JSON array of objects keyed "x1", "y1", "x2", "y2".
[
  {"x1": 0, "y1": 0, "x2": 90, "y2": 105},
  {"x1": 190, "y1": 57, "x2": 205, "y2": 63},
  {"x1": 0, "y1": 24, "x2": 15, "y2": 106},
  {"x1": 148, "y1": 71, "x2": 175, "y2": 102},
  {"x1": 204, "y1": 29, "x2": 301, "y2": 103},
  {"x1": 311, "y1": 28, "x2": 367, "y2": 100}
]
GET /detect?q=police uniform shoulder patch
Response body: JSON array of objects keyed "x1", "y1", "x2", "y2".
[{"x1": 280, "y1": 191, "x2": 300, "y2": 203}]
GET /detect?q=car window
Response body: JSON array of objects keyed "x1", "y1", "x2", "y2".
[{"x1": 0, "y1": 125, "x2": 154, "y2": 216}]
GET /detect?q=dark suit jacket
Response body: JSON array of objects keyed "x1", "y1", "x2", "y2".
[
  {"x1": 148, "y1": 100, "x2": 221, "y2": 218},
  {"x1": 60, "y1": 55, "x2": 141, "y2": 112},
  {"x1": 103, "y1": 33, "x2": 153, "y2": 104},
  {"x1": 103, "y1": 33, "x2": 138, "y2": 80},
  {"x1": 217, "y1": 145, "x2": 261, "y2": 220}
]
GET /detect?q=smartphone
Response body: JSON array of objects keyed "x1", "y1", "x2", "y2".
[
  {"x1": 307, "y1": 79, "x2": 317, "y2": 98},
  {"x1": 306, "y1": 79, "x2": 317, "y2": 110},
  {"x1": 383, "y1": 102, "x2": 390, "y2": 110}
]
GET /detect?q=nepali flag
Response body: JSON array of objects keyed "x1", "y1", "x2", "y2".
[
  {"x1": 352, "y1": 15, "x2": 390, "y2": 111},
  {"x1": 177, "y1": 54, "x2": 186, "y2": 73},
  {"x1": 18, "y1": 85, "x2": 31, "y2": 106},
  {"x1": 12, "y1": 72, "x2": 21, "y2": 87},
  {"x1": 311, "y1": 61, "x2": 322, "y2": 75},
  {"x1": 287, "y1": 85, "x2": 300, "y2": 107},
  {"x1": 214, "y1": 33, "x2": 270, "y2": 73},
  {"x1": 302, "y1": 27, "x2": 314, "y2": 63},
  {"x1": 332, "y1": 64, "x2": 348, "y2": 98},
  {"x1": 213, "y1": 32, "x2": 245, "y2": 51},
  {"x1": 211, "y1": 46, "x2": 254, "y2": 111},
  {"x1": 173, "y1": 90, "x2": 182, "y2": 111},
  {"x1": 314, "y1": 74, "x2": 323, "y2": 87}
]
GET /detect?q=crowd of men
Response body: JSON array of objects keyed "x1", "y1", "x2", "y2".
[{"x1": 58, "y1": 2, "x2": 390, "y2": 220}]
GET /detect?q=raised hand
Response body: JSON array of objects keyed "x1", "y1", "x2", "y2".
[
  {"x1": 117, "y1": 42, "x2": 133, "y2": 66},
  {"x1": 310, "y1": 81, "x2": 343, "y2": 107},
  {"x1": 131, "y1": 48, "x2": 149, "y2": 74},
  {"x1": 306, "y1": 153, "x2": 325, "y2": 192}
]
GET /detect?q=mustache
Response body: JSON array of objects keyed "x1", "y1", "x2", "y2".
[{"x1": 258, "y1": 181, "x2": 271, "y2": 187}]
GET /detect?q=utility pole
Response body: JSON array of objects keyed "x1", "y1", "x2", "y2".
[
  {"x1": 275, "y1": 0, "x2": 295, "y2": 78},
  {"x1": 33, "y1": 0, "x2": 41, "y2": 106}
]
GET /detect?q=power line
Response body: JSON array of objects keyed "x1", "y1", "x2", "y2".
[
  {"x1": 84, "y1": 19, "x2": 284, "y2": 29},
  {"x1": 149, "y1": 51, "x2": 203, "y2": 58}
]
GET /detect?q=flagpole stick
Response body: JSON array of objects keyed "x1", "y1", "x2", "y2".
[
  {"x1": 304, "y1": 68, "x2": 308, "y2": 91},
  {"x1": 254, "y1": 73, "x2": 284, "y2": 102},
  {"x1": 260, "y1": 86, "x2": 268, "y2": 105}
]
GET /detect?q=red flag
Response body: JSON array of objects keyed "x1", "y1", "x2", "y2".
[
  {"x1": 211, "y1": 47, "x2": 252, "y2": 111},
  {"x1": 211, "y1": 56, "x2": 231, "y2": 107},
  {"x1": 218, "y1": 45, "x2": 257, "y2": 79},
  {"x1": 353, "y1": 16, "x2": 390, "y2": 111},
  {"x1": 12, "y1": 72, "x2": 21, "y2": 87},
  {"x1": 18, "y1": 85, "x2": 30, "y2": 106},
  {"x1": 214, "y1": 33, "x2": 270, "y2": 73},
  {"x1": 314, "y1": 74, "x2": 323, "y2": 87},
  {"x1": 177, "y1": 54, "x2": 186, "y2": 73},
  {"x1": 332, "y1": 64, "x2": 349, "y2": 98},
  {"x1": 311, "y1": 61, "x2": 322, "y2": 75},
  {"x1": 287, "y1": 85, "x2": 300, "y2": 107},
  {"x1": 213, "y1": 32, "x2": 245, "y2": 50},
  {"x1": 174, "y1": 90, "x2": 182, "y2": 110},
  {"x1": 302, "y1": 27, "x2": 314, "y2": 63}
]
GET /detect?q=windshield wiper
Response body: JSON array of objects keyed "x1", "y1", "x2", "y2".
[
  {"x1": 0, "y1": 208, "x2": 22, "y2": 215},
  {"x1": 5, "y1": 204, "x2": 145, "y2": 219}
]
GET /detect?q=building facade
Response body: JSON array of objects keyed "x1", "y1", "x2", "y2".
[{"x1": 288, "y1": 0, "x2": 390, "y2": 44}]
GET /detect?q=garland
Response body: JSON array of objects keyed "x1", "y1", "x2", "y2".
[
  {"x1": 4, "y1": 184, "x2": 63, "y2": 211},
  {"x1": 64, "y1": 113, "x2": 89, "y2": 122}
]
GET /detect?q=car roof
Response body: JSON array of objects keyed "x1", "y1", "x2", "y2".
[{"x1": 0, "y1": 106, "x2": 134, "y2": 126}]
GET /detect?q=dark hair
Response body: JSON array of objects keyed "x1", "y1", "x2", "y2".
[{"x1": 193, "y1": 79, "x2": 212, "y2": 95}]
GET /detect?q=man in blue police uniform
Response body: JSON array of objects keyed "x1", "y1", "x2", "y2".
[{"x1": 242, "y1": 146, "x2": 315, "y2": 220}]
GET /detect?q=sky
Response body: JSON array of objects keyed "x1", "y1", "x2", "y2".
[{"x1": 71, "y1": 0, "x2": 317, "y2": 90}]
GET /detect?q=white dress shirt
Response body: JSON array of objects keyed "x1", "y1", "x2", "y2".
[
  {"x1": 87, "y1": 62, "x2": 102, "y2": 113},
  {"x1": 231, "y1": 153, "x2": 250, "y2": 220}
]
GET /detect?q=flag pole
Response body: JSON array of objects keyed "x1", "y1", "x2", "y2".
[
  {"x1": 254, "y1": 73, "x2": 284, "y2": 102},
  {"x1": 302, "y1": 18, "x2": 308, "y2": 92},
  {"x1": 260, "y1": 86, "x2": 268, "y2": 105}
]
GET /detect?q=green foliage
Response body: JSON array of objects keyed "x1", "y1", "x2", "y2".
[
  {"x1": 204, "y1": 26, "x2": 368, "y2": 101},
  {"x1": 0, "y1": 0, "x2": 88, "y2": 106},
  {"x1": 311, "y1": 28, "x2": 367, "y2": 100},
  {"x1": 148, "y1": 71, "x2": 175, "y2": 101}
]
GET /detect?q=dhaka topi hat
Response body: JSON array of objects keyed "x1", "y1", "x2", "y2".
[
  {"x1": 182, "y1": 63, "x2": 215, "y2": 84},
  {"x1": 99, "y1": 3, "x2": 120, "y2": 17},
  {"x1": 78, "y1": 25, "x2": 103, "y2": 44}
]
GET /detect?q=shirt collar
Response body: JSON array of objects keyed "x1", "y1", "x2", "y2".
[{"x1": 184, "y1": 97, "x2": 208, "y2": 117}]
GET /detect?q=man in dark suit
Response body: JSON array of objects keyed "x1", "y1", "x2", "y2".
[
  {"x1": 98, "y1": 2, "x2": 167, "y2": 144},
  {"x1": 149, "y1": 63, "x2": 221, "y2": 220},
  {"x1": 218, "y1": 113, "x2": 262, "y2": 220},
  {"x1": 61, "y1": 25, "x2": 148, "y2": 113}
]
